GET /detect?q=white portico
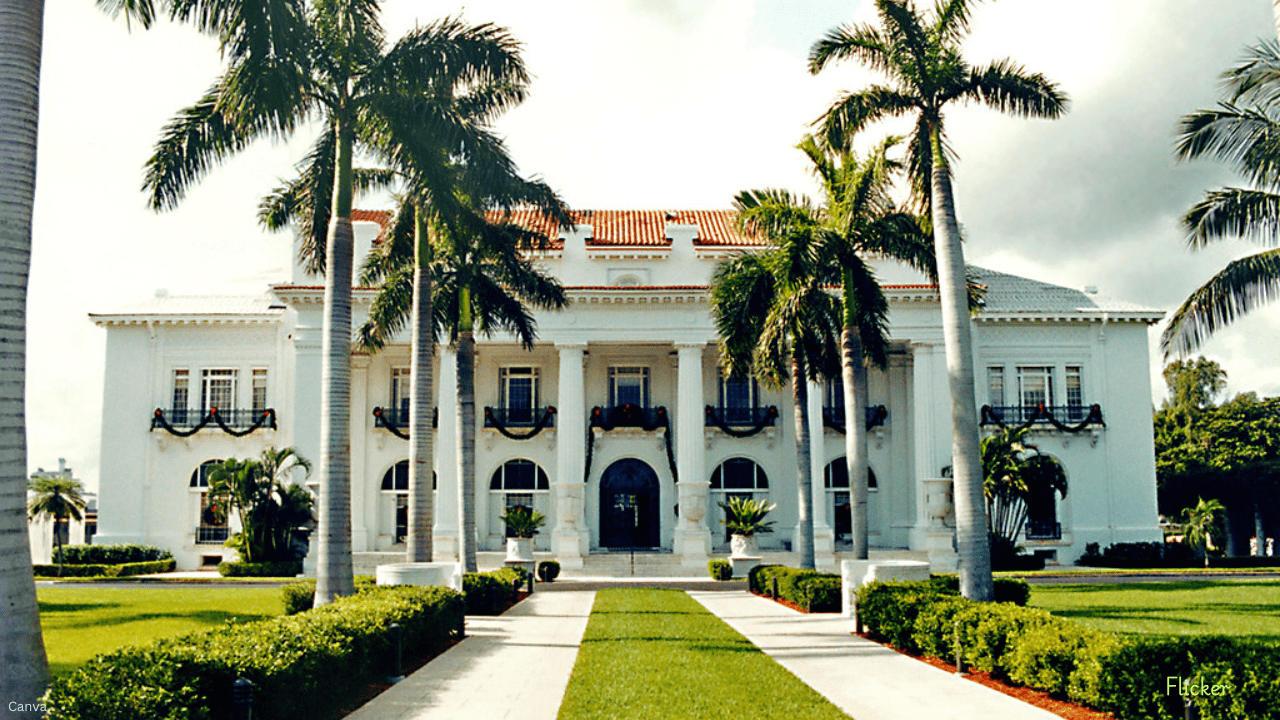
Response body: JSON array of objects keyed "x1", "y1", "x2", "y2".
[{"x1": 91, "y1": 209, "x2": 1165, "y2": 571}]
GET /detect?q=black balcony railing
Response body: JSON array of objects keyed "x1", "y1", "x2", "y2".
[
  {"x1": 592, "y1": 404, "x2": 667, "y2": 430},
  {"x1": 484, "y1": 407, "x2": 556, "y2": 428},
  {"x1": 980, "y1": 404, "x2": 1104, "y2": 433},
  {"x1": 1025, "y1": 520, "x2": 1062, "y2": 541},
  {"x1": 372, "y1": 406, "x2": 439, "y2": 439},
  {"x1": 152, "y1": 408, "x2": 276, "y2": 437},
  {"x1": 821, "y1": 405, "x2": 889, "y2": 433},
  {"x1": 195, "y1": 525, "x2": 229, "y2": 544},
  {"x1": 704, "y1": 405, "x2": 778, "y2": 438}
]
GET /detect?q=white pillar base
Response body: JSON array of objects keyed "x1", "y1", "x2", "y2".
[
  {"x1": 676, "y1": 529, "x2": 711, "y2": 567},
  {"x1": 431, "y1": 533, "x2": 460, "y2": 562}
]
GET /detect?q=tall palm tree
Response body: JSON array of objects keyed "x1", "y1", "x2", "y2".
[
  {"x1": 1182, "y1": 496, "x2": 1225, "y2": 567},
  {"x1": 261, "y1": 18, "x2": 545, "y2": 565},
  {"x1": 28, "y1": 477, "x2": 87, "y2": 572},
  {"x1": 1164, "y1": 40, "x2": 1280, "y2": 358},
  {"x1": 122, "y1": 1, "x2": 529, "y2": 603},
  {"x1": 735, "y1": 136, "x2": 933, "y2": 560},
  {"x1": 0, "y1": 0, "x2": 50, "y2": 701},
  {"x1": 809, "y1": 0, "x2": 1067, "y2": 599},
  {"x1": 360, "y1": 207, "x2": 567, "y2": 572},
  {"x1": 710, "y1": 231, "x2": 843, "y2": 570}
]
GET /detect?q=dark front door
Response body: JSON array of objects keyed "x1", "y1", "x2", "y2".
[{"x1": 600, "y1": 458, "x2": 660, "y2": 548}]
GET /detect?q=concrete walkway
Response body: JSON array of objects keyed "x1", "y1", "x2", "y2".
[
  {"x1": 346, "y1": 590, "x2": 595, "y2": 720},
  {"x1": 689, "y1": 591, "x2": 1058, "y2": 720}
]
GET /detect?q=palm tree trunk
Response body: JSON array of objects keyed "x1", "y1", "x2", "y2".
[
  {"x1": 792, "y1": 354, "x2": 816, "y2": 570},
  {"x1": 0, "y1": 0, "x2": 50, "y2": 700},
  {"x1": 407, "y1": 208, "x2": 434, "y2": 562},
  {"x1": 54, "y1": 517, "x2": 63, "y2": 575},
  {"x1": 315, "y1": 113, "x2": 356, "y2": 605},
  {"x1": 929, "y1": 127, "x2": 994, "y2": 601},
  {"x1": 841, "y1": 294, "x2": 870, "y2": 559},
  {"x1": 457, "y1": 287, "x2": 478, "y2": 572},
  {"x1": 1256, "y1": 497, "x2": 1266, "y2": 557}
]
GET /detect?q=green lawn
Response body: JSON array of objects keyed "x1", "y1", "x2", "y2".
[
  {"x1": 557, "y1": 589, "x2": 849, "y2": 720},
  {"x1": 1030, "y1": 579, "x2": 1280, "y2": 639},
  {"x1": 38, "y1": 586, "x2": 283, "y2": 677}
]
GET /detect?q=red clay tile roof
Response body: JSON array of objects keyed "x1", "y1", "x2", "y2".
[
  {"x1": 352, "y1": 209, "x2": 393, "y2": 226},
  {"x1": 480, "y1": 208, "x2": 764, "y2": 248}
]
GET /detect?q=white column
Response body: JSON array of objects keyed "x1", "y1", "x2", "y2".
[
  {"x1": 552, "y1": 343, "x2": 589, "y2": 566},
  {"x1": 910, "y1": 341, "x2": 957, "y2": 568},
  {"x1": 808, "y1": 379, "x2": 835, "y2": 565},
  {"x1": 674, "y1": 342, "x2": 711, "y2": 565},
  {"x1": 350, "y1": 354, "x2": 370, "y2": 552},
  {"x1": 433, "y1": 346, "x2": 460, "y2": 561}
]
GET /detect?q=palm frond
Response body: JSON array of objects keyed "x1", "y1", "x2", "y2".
[
  {"x1": 1175, "y1": 105, "x2": 1280, "y2": 189},
  {"x1": 816, "y1": 86, "x2": 918, "y2": 153},
  {"x1": 256, "y1": 124, "x2": 336, "y2": 275},
  {"x1": 1161, "y1": 248, "x2": 1280, "y2": 358},
  {"x1": 954, "y1": 58, "x2": 1069, "y2": 120},
  {"x1": 356, "y1": 262, "x2": 414, "y2": 351},
  {"x1": 1183, "y1": 187, "x2": 1280, "y2": 247},
  {"x1": 932, "y1": 0, "x2": 977, "y2": 44},
  {"x1": 1222, "y1": 39, "x2": 1280, "y2": 107},
  {"x1": 807, "y1": 22, "x2": 892, "y2": 76}
]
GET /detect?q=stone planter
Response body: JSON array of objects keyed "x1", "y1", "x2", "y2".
[
  {"x1": 506, "y1": 537, "x2": 534, "y2": 562},
  {"x1": 730, "y1": 534, "x2": 759, "y2": 558}
]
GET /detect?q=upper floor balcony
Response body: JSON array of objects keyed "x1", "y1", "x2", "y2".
[
  {"x1": 821, "y1": 405, "x2": 889, "y2": 433},
  {"x1": 151, "y1": 408, "x2": 276, "y2": 437},
  {"x1": 980, "y1": 404, "x2": 1104, "y2": 432}
]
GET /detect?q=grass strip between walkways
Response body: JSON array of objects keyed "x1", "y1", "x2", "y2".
[{"x1": 557, "y1": 588, "x2": 850, "y2": 720}]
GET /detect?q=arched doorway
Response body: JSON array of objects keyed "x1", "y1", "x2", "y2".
[{"x1": 599, "y1": 458, "x2": 659, "y2": 548}]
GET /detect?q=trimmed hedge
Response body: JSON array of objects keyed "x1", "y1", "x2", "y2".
[
  {"x1": 52, "y1": 544, "x2": 172, "y2": 565},
  {"x1": 217, "y1": 560, "x2": 302, "y2": 578},
  {"x1": 707, "y1": 559, "x2": 732, "y2": 581},
  {"x1": 43, "y1": 584, "x2": 464, "y2": 720},
  {"x1": 280, "y1": 576, "x2": 378, "y2": 615},
  {"x1": 463, "y1": 567, "x2": 527, "y2": 615},
  {"x1": 537, "y1": 560, "x2": 561, "y2": 582},
  {"x1": 750, "y1": 566, "x2": 841, "y2": 612},
  {"x1": 33, "y1": 559, "x2": 176, "y2": 578},
  {"x1": 855, "y1": 580, "x2": 1280, "y2": 719},
  {"x1": 928, "y1": 575, "x2": 1031, "y2": 606},
  {"x1": 1077, "y1": 541, "x2": 1200, "y2": 568}
]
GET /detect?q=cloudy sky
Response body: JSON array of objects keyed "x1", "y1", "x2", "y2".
[{"x1": 30, "y1": 1, "x2": 1278, "y2": 487}]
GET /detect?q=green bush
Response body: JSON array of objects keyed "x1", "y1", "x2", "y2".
[
  {"x1": 747, "y1": 564, "x2": 781, "y2": 594},
  {"x1": 1077, "y1": 540, "x2": 1198, "y2": 568},
  {"x1": 279, "y1": 576, "x2": 377, "y2": 615},
  {"x1": 43, "y1": 584, "x2": 464, "y2": 720},
  {"x1": 217, "y1": 560, "x2": 302, "y2": 578},
  {"x1": 707, "y1": 559, "x2": 732, "y2": 581},
  {"x1": 33, "y1": 559, "x2": 176, "y2": 578},
  {"x1": 927, "y1": 575, "x2": 1031, "y2": 606},
  {"x1": 54, "y1": 544, "x2": 172, "y2": 565},
  {"x1": 537, "y1": 560, "x2": 561, "y2": 582},
  {"x1": 751, "y1": 566, "x2": 841, "y2": 612},
  {"x1": 463, "y1": 567, "x2": 526, "y2": 615}
]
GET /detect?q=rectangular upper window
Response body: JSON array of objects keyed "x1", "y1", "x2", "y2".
[
  {"x1": 609, "y1": 366, "x2": 649, "y2": 408},
  {"x1": 988, "y1": 367, "x2": 1005, "y2": 406},
  {"x1": 500, "y1": 367, "x2": 539, "y2": 423},
  {"x1": 824, "y1": 376, "x2": 844, "y2": 413},
  {"x1": 1065, "y1": 365, "x2": 1083, "y2": 408},
  {"x1": 172, "y1": 369, "x2": 189, "y2": 413},
  {"x1": 1017, "y1": 366, "x2": 1053, "y2": 408},
  {"x1": 719, "y1": 372, "x2": 758, "y2": 423},
  {"x1": 391, "y1": 367, "x2": 410, "y2": 420},
  {"x1": 201, "y1": 369, "x2": 237, "y2": 412},
  {"x1": 252, "y1": 368, "x2": 268, "y2": 412}
]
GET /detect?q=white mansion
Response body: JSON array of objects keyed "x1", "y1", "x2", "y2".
[{"x1": 91, "y1": 210, "x2": 1164, "y2": 571}]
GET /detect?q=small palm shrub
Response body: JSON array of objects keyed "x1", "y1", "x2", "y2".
[{"x1": 718, "y1": 496, "x2": 776, "y2": 536}]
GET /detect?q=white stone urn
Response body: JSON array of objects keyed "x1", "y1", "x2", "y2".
[
  {"x1": 506, "y1": 537, "x2": 534, "y2": 562},
  {"x1": 730, "y1": 533, "x2": 760, "y2": 558}
]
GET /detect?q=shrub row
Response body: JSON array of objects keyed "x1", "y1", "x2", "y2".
[
  {"x1": 707, "y1": 559, "x2": 732, "y2": 581},
  {"x1": 463, "y1": 567, "x2": 527, "y2": 615},
  {"x1": 217, "y1": 560, "x2": 302, "y2": 578},
  {"x1": 1077, "y1": 541, "x2": 1198, "y2": 568},
  {"x1": 281, "y1": 576, "x2": 377, "y2": 615},
  {"x1": 855, "y1": 580, "x2": 1280, "y2": 719},
  {"x1": 43, "y1": 584, "x2": 465, "y2": 720},
  {"x1": 51, "y1": 544, "x2": 172, "y2": 565},
  {"x1": 748, "y1": 565, "x2": 841, "y2": 612},
  {"x1": 33, "y1": 559, "x2": 176, "y2": 578},
  {"x1": 927, "y1": 575, "x2": 1031, "y2": 606}
]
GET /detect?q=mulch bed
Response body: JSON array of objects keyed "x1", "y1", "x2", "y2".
[{"x1": 859, "y1": 634, "x2": 1116, "y2": 720}]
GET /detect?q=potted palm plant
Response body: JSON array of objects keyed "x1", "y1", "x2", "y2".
[
  {"x1": 501, "y1": 506, "x2": 546, "y2": 562},
  {"x1": 719, "y1": 496, "x2": 776, "y2": 558}
]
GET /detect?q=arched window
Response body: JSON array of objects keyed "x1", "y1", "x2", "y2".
[
  {"x1": 381, "y1": 460, "x2": 437, "y2": 491},
  {"x1": 822, "y1": 460, "x2": 877, "y2": 489},
  {"x1": 489, "y1": 459, "x2": 550, "y2": 540},
  {"x1": 189, "y1": 459, "x2": 223, "y2": 488},
  {"x1": 489, "y1": 459, "x2": 549, "y2": 491},
  {"x1": 709, "y1": 457, "x2": 769, "y2": 490}
]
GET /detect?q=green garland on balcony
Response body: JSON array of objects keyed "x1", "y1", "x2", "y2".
[
  {"x1": 483, "y1": 406, "x2": 557, "y2": 440},
  {"x1": 704, "y1": 405, "x2": 779, "y2": 438},
  {"x1": 151, "y1": 408, "x2": 276, "y2": 438}
]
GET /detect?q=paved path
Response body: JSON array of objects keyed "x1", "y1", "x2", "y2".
[
  {"x1": 689, "y1": 591, "x2": 1059, "y2": 720},
  {"x1": 346, "y1": 590, "x2": 595, "y2": 720}
]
